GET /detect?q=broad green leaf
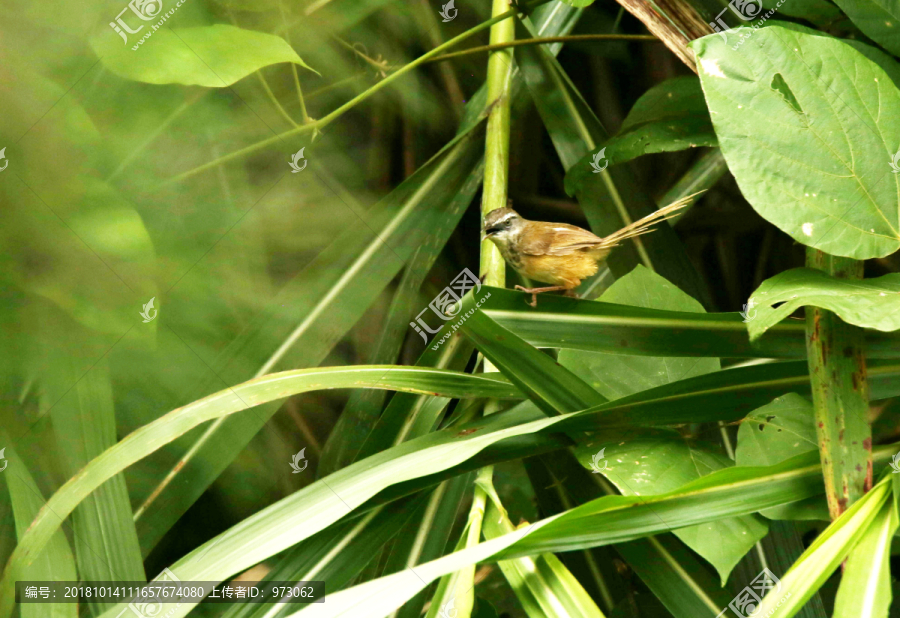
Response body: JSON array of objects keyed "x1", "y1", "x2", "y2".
[
  {"x1": 832, "y1": 492, "x2": 896, "y2": 618},
  {"x1": 477, "y1": 286, "x2": 900, "y2": 359},
  {"x1": 560, "y1": 0, "x2": 595, "y2": 6},
  {"x1": 560, "y1": 265, "x2": 720, "y2": 399},
  {"x1": 527, "y1": 453, "x2": 733, "y2": 618},
  {"x1": 91, "y1": 25, "x2": 317, "y2": 87},
  {"x1": 559, "y1": 266, "x2": 764, "y2": 582},
  {"x1": 733, "y1": 394, "x2": 829, "y2": 520},
  {"x1": 735, "y1": 394, "x2": 818, "y2": 467},
  {"x1": 594, "y1": 77, "x2": 716, "y2": 165},
  {"x1": 2, "y1": 443, "x2": 77, "y2": 618},
  {"x1": 574, "y1": 428, "x2": 767, "y2": 584},
  {"x1": 692, "y1": 24, "x2": 900, "y2": 259},
  {"x1": 747, "y1": 268, "x2": 900, "y2": 341}
]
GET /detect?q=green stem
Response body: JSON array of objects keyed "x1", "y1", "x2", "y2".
[
  {"x1": 166, "y1": 1, "x2": 547, "y2": 185},
  {"x1": 426, "y1": 34, "x2": 658, "y2": 63},
  {"x1": 805, "y1": 249, "x2": 873, "y2": 519},
  {"x1": 280, "y1": 0, "x2": 310, "y2": 123},
  {"x1": 255, "y1": 71, "x2": 300, "y2": 128},
  {"x1": 479, "y1": 0, "x2": 515, "y2": 288}
]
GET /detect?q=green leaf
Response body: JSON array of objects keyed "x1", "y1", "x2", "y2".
[
  {"x1": 2, "y1": 443, "x2": 77, "y2": 618},
  {"x1": 91, "y1": 25, "x2": 317, "y2": 87},
  {"x1": 559, "y1": 267, "x2": 764, "y2": 582},
  {"x1": 278, "y1": 448, "x2": 900, "y2": 618},
  {"x1": 560, "y1": 265, "x2": 720, "y2": 399},
  {"x1": 481, "y1": 496, "x2": 606, "y2": 618},
  {"x1": 0, "y1": 365, "x2": 523, "y2": 618},
  {"x1": 832, "y1": 490, "x2": 896, "y2": 618},
  {"x1": 735, "y1": 393, "x2": 818, "y2": 467},
  {"x1": 477, "y1": 285, "x2": 900, "y2": 360},
  {"x1": 747, "y1": 268, "x2": 900, "y2": 341},
  {"x1": 527, "y1": 453, "x2": 733, "y2": 618},
  {"x1": 760, "y1": 0, "x2": 841, "y2": 22},
  {"x1": 753, "y1": 476, "x2": 892, "y2": 618},
  {"x1": 574, "y1": 428, "x2": 767, "y2": 584},
  {"x1": 829, "y1": 0, "x2": 900, "y2": 57},
  {"x1": 595, "y1": 77, "x2": 716, "y2": 166},
  {"x1": 691, "y1": 24, "x2": 900, "y2": 259},
  {"x1": 135, "y1": 123, "x2": 487, "y2": 554},
  {"x1": 733, "y1": 393, "x2": 830, "y2": 519},
  {"x1": 459, "y1": 306, "x2": 607, "y2": 416},
  {"x1": 218, "y1": 497, "x2": 427, "y2": 618}
]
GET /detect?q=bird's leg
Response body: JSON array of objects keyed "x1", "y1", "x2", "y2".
[{"x1": 514, "y1": 285, "x2": 568, "y2": 307}]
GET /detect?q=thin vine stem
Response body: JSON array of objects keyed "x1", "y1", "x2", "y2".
[
  {"x1": 165, "y1": 0, "x2": 550, "y2": 185},
  {"x1": 425, "y1": 33, "x2": 659, "y2": 63}
]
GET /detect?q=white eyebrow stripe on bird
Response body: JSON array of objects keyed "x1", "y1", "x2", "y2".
[{"x1": 493, "y1": 212, "x2": 517, "y2": 225}]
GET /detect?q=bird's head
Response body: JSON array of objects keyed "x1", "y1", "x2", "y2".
[{"x1": 482, "y1": 207, "x2": 524, "y2": 250}]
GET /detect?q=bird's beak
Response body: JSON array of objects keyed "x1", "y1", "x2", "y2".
[{"x1": 482, "y1": 227, "x2": 498, "y2": 240}]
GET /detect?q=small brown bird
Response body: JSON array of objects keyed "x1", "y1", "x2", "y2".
[{"x1": 482, "y1": 193, "x2": 699, "y2": 306}]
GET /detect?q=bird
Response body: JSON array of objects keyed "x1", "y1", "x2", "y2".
[{"x1": 481, "y1": 193, "x2": 700, "y2": 306}]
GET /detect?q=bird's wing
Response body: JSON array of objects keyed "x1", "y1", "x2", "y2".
[{"x1": 520, "y1": 223, "x2": 604, "y2": 256}]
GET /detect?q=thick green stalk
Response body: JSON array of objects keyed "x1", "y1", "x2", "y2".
[
  {"x1": 805, "y1": 249, "x2": 872, "y2": 519},
  {"x1": 479, "y1": 0, "x2": 515, "y2": 288},
  {"x1": 442, "y1": 3, "x2": 516, "y2": 613}
]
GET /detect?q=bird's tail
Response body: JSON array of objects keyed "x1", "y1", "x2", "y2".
[{"x1": 600, "y1": 191, "x2": 702, "y2": 248}]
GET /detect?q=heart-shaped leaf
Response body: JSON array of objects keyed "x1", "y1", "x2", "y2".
[
  {"x1": 91, "y1": 25, "x2": 317, "y2": 87},
  {"x1": 692, "y1": 25, "x2": 900, "y2": 259}
]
